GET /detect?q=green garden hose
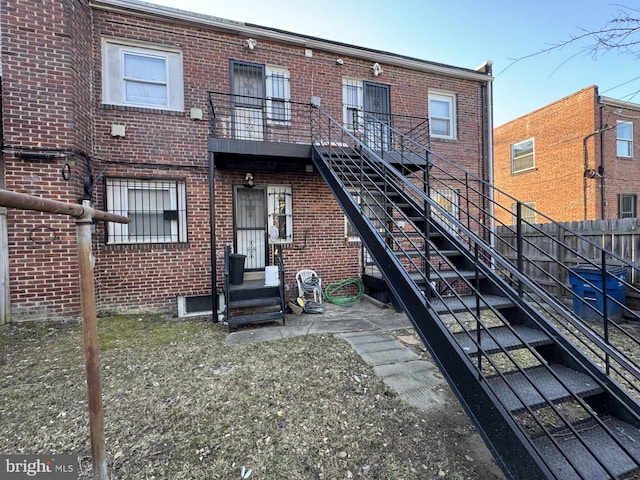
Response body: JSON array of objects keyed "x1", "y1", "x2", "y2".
[{"x1": 323, "y1": 278, "x2": 365, "y2": 305}]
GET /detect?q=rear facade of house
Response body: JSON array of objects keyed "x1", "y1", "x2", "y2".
[
  {"x1": 0, "y1": 0, "x2": 493, "y2": 324},
  {"x1": 493, "y1": 85, "x2": 640, "y2": 224}
]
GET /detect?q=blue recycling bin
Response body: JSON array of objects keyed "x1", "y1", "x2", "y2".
[{"x1": 568, "y1": 265, "x2": 627, "y2": 322}]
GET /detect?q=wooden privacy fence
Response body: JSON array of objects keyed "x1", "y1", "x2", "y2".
[{"x1": 496, "y1": 217, "x2": 640, "y2": 306}]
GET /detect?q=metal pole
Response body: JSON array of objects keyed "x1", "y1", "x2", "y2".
[
  {"x1": 0, "y1": 189, "x2": 128, "y2": 480},
  {"x1": 76, "y1": 204, "x2": 108, "y2": 480}
]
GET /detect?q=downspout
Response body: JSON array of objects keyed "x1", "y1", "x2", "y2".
[
  {"x1": 582, "y1": 123, "x2": 614, "y2": 220},
  {"x1": 477, "y1": 61, "x2": 495, "y2": 255},
  {"x1": 599, "y1": 104, "x2": 606, "y2": 219},
  {"x1": 209, "y1": 150, "x2": 218, "y2": 322}
]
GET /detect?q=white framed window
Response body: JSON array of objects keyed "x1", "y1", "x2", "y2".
[
  {"x1": 102, "y1": 38, "x2": 184, "y2": 111},
  {"x1": 617, "y1": 121, "x2": 633, "y2": 158},
  {"x1": 266, "y1": 66, "x2": 291, "y2": 123},
  {"x1": 512, "y1": 202, "x2": 536, "y2": 225},
  {"x1": 106, "y1": 178, "x2": 187, "y2": 244},
  {"x1": 267, "y1": 186, "x2": 293, "y2": 243},
  {"x1": 429, "y1": 92, "x2": 456, "y2": 139},
  {"x1": 511, "y1": 138, "x2": 535, "y2": 173},
  {"x1": 342, "y1": 78, "x2": 364, "y2": 132}
]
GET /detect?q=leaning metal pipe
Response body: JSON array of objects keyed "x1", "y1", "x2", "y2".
[
  {"x1": 0, "y1": 188, "x2": 129, "y2": 224},
  {"x1": 0, "y1": 189, "x2": 128, "y2": 480}
]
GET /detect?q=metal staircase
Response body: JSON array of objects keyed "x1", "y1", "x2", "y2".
[{"x1": 310, "y1": 107, "x2": 640, "y2": 479}]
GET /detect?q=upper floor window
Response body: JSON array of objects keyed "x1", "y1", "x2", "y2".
[
  {"x1": 266, "y1": 66, "x2": 291, "y2": 123},
  {"x1": 342, "y1": 78, "x2": 364, "y2": 132},
  {"x1": 511, "y1": 138, "x2": 535, "y2": 173},
  {"x1": 429, "y1": 92, "x2": 457, "y2": 139},
  {"x1": 106, "y1": 178, "x2": 187, "y2": 244},
  {"x1": 618, "y1": 194, "x2": 637, "y2": 218},
  {"x1": 102, "y1": 38, "x2": 184, "y2": 111},
  {"x1": 617, "y1": 121, "x2": 633, "y2": 158}
]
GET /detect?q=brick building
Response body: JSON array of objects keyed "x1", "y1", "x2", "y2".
[
  {"x1": 493, "y1": 85, "x2": 640, "y2": 224},
  {"x1": 0, "y1": 0, "x2": 493, "y2": 323}
]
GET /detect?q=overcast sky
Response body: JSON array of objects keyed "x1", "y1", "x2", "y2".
[{"x1": 147, "y1": 0, "x2": 639, "y2": 126}]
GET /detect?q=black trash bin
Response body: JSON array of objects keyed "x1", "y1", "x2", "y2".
[{"x1": 229, "y1": 254, "x2": 246, "y2": 285}]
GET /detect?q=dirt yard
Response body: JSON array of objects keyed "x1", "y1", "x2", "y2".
[{"x1": 0, "y1": 311, "x2": 504, "y2": 479}]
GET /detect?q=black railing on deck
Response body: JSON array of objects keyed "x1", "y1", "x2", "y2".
[{"x1": 207, "y1": 91, "x2": 431, "y2": 149}]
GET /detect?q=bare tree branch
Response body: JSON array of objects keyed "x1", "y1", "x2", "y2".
[{"x1": 499, "y1": 5, "x2": 640, "y2": 75}]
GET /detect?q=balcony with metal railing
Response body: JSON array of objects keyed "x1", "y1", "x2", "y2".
[{"x1": 206, "y1": 91, "x2": 431, "y2": 161}]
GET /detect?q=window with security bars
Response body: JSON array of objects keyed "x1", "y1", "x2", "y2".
[
  {"x1": 106, "y1": 178, "x2": 187, "y2": 244},
  {"x1": 618, "y1": 194, "x2": 637, "y2": 218},
  {"x1": 343, "y1": 79, "x2": 363, "y2": 132},
  {"x1": 267, "y1": 186, "x2": 292, "y2": 243},
  {"x1": 266, "y1": 66, "x2": 291, "y2": 123}
]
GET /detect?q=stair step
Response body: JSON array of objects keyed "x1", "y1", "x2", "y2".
[
  {"x1": 229, "y1": 296, "x2": 282, "y2": 309},
  {"x1": 533, "y1": 417, "x2": 640, "y2": 479},
  {"x1": 227, "y1": 310, "x2": 285, "y2": 327},
  {"x1": 487, "y1": 364, "x2": 603, "y2": 413},
  {"x1": 454, "y1": 325, "x2": 552, "y2": 355},
  {"x1": 430, "y1": 294, "x2": 513, "y2": 314}
]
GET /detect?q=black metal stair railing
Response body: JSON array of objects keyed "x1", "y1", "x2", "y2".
[
  {"x1": 352, "y1": 110, "x2": 640, "y2": 401},
  {"x1": 310, "y1": 106, "x2": 640, "y2": 479}
]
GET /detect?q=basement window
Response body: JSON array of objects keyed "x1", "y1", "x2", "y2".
[
  {"x1": 106, "y1": 178, "x2": 187, "y2": 244},
  {"x1": 178, "y1": 295, "x2": 213, "y2": 318}
]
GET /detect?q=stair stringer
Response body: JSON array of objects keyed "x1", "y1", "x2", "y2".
[{"x1": 312, "y1": 145, "x2": 555, "y2": 480}]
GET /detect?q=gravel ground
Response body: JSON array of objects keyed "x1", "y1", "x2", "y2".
[{"x1": 0, "y1": 313, "x2": 504, "y2": 479}]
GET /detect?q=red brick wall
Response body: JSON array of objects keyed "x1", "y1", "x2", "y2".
[
  {"x1": 3, "y1": 0, "x2": 94, "y2": 321},
  {"x1": 599, "y1": 103, "x2": 640, "y2": 219},
  {"x1": 493, "y1": 86, "x2": 599, "y2": 224},
  {"x1": 3, "y1": 2, "x2": 491, "y2": 320}
]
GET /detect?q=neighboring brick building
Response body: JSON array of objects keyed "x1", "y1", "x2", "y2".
[
  {"x1": 0, "y1": 0, "x2": 493, "y2": 323},
  {"x1": 493, "y1": 85, "x2": 640, "y2": 224}
]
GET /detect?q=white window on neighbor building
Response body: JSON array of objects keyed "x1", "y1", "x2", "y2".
[
  {"x1": 343, "y1": 78, "x2": 364, "y2": 133},
  {"x1": 267, "y1": 186, "x2": 293, "y2": 243},
  {"x1": 266, "y1": 66, "x2": 291, "y2": 123},
  {"x1": 511, "y1": 138, "x2": 535, "y2": 173},
  {"x1": 617, "y1": 121, "x2": 633, "y2": 158},
  {"x1": 429, "y1": 91, "x2": 456, "y2": 139},
  {"x1": 102, "y1": 38, "x2": 184, "y2": 111},
  {"x1": 511, "y1": 201, "x2": 537, "y2": 225},
  {"x1": 106, "y1": 178, "x2": 187, "y2": 244}
]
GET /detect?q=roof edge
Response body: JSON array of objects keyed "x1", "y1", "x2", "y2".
[{"x1": 90, "y1": 0, "x2": 493, "y2": 83}]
